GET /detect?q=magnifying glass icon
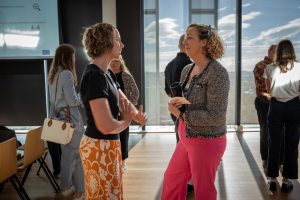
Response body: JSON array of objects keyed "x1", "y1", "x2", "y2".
[{"x1": 33, "y1": 3, "x2": 41, "y2": 11}]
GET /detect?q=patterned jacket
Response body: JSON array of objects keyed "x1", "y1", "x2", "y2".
[
  {"x1": 180, "y1": 60, "x2": 230, "y2": 138},
  {"x1": 253, "y1": 56, "x2": 272, "y2": 101},
  {"x1": 121, "y1": 72, "x2": 139, "y2": 106}
]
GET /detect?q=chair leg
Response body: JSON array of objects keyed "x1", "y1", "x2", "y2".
[
  {"x1": 10, "y1": 175, "x2": 30, "y2": 200},
  {"x1": 37, "y1": 158, "x2": 60, "y2": 193},
  {"x1": 21, "y1": 163, "x2": 33, "y2": 186},
  {"x1": 36, "y1": 151, "x2": 48, "y2": 175},
  {"x1": 0, "y1": 181, "x2": 5, "y2": 193}
]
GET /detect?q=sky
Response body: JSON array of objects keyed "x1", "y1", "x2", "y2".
[
  {"x1": 144, "y1": 0, "x2": 300, "y2": 72},
  {"x1": 218, "y1": 0, "x2": 300, "y2": 71}
]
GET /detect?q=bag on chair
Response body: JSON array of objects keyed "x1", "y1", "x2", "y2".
[
  {"x1": 41, "y1": 72, "x2": 74, "y2": 145},
  {"x1": 41, "y1": 107, "x2": 74, "y2": 144}
]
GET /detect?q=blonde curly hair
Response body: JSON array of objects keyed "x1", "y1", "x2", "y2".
[
  {"x1": 187, "y1": 24, "x2": 224, "y2": 59},
  {"x1": 82, "y1": 22, "x2": 115, "y2": 59}
]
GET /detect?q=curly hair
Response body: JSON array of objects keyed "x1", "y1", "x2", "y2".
[
  {"x1": 275, "y1": 39, "x2": 296, "y2": 73},
  {"x1": 48, "y1": 44, "x2": 77, "y2": 84},
  {"x1": 187, "y1": 24, "x2": 224, "y2": 59},
  {"x1": 82, "y1": 22, "x2": 115, "y2": 59}
]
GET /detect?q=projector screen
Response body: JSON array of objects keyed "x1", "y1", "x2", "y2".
[{"x1": 0, "y1": 0, "x2": 60, "y2": 59}]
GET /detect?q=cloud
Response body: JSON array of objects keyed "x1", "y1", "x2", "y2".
[
  {"x1": 144, "y1": 18, "x2": 180, "y2": 48},
  {"x1": 242, "y1": 11, "x2": 261, "y2": 29},
  {"x1": 218, "y1": 11, "x2": 260, "y2": 41},
  {"x1": 243, "y1": 11, "x2": 261, "y2": 22},
  {"x1": 218, "y1": 6, "x2": 227, "y2": 12},
  {"x1": 242, "y1": 3, "x2": 251, "y2": 7},
  {"x1": 248, "y1": 18, "x2": 300, "y2": 45}
]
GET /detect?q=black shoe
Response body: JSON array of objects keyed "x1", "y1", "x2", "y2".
[
  {"x1": 268, "y1": 181, "x2": 277, "y2": 191},
  {"x1": 186, "y1": 184, "x2": 194, "y2": 194},
  {"x1": 281, "y1": 181, "x2": 293, "y2": 193}
]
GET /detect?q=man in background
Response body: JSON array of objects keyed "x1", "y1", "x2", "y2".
[{"x1": 164, "y1": 34, "x2": 192, "y2": 142}]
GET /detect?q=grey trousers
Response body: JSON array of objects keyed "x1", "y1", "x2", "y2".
[{"x1": 60, "y1": 130, "x2": 85, "y2": 193}]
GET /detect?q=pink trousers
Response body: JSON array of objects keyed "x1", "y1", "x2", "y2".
[{"x1": 162, "y1": 122, "x2": 226, "y2": 200}]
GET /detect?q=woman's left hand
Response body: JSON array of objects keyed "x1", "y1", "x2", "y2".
[
  {"x1": 168, "y1": 102, "x2": 180, "y2": 118},
  {"x1": 133, "y1": 105, "x2": 147, "y2": 126}
]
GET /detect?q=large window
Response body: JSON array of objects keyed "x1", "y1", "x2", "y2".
[
  {"x1": 144, "y1": 0, "x2": 233, "y2": 125},
  {"x1": 144, "y1": 0, "x2": 300, "y2": 126},
  {"x1": 217, "y1": 0, "x2": 236, "y2": 124},
  {"x1": 241, "y1": 0, "x2": 300, "y2": 123},
  {"x1": 144, "y1": 0, "x2": 190, "y2": 125}
]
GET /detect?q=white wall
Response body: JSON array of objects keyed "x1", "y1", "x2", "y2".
[{"x1": 102, "y1": 0, "x2": 116, "y2": 26}]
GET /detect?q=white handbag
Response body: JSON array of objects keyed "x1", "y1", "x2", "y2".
[
  {"x1": 41, "y1": 73, "x2": 74, "y2": 144},
  {"x1": 41, "y1": 107, "x2": 74, "y2": 144}
]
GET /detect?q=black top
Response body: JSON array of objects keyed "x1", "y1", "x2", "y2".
[
  {"x1": 164, "y1": 52, "x2": 192, "y2": 96},
  {"x1": 115, "y1": 72, "x2": 124, "y2": 91},
  {"x1": 80, "y1": 64, "x2": 120, "y2": 140}
]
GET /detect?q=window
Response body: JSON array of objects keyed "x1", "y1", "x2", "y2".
[
  {"x1": 143, "y1": 0, "x2": 300, "y2": 126},
  {"x1": 241, "y1": 0, "x2": 300, "y2": 123}
]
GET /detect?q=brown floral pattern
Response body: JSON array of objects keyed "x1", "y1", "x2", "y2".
[
  {"x1": 80, "y1": 135, "x2": 123, "y2": 200},
  {"x1": 253, "y1": 56, "x2": 272, "y2": 97}
]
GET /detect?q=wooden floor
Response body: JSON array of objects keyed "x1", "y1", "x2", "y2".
[{"x1": 1, "y1": 131, "x2": 300, "y2": 200}]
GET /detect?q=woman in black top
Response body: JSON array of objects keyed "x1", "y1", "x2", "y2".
[
  {"x1": 80, "y1": 22, "x2": 146, "y2": 200},
  {"x1": 110, "y1": 55, "x2": 139, "y2": 172}
]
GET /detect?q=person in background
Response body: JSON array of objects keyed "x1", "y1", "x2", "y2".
[
  {"x1": 253, "y1": 44, "x2": 282, "y2": 170},
  {"x1": 48, "y1": 44, "x2": 85, "y2": 199},
  {"x1": 264, "y1": 39, "x2": 300, "y2": 193},
  {"x1": 164, "y1": 34, "x2": 192, "y2": 143},
  {"x1": 80, "y1": 22, "x2": 147, "y2": 200},
  {"x1": 162, "y1": 24, "x2": 229, "y2": 200},
  {"x1": 110, "y1": 55, "x2": 140, "y2": 172}
]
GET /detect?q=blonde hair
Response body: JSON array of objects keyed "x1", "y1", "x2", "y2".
[
  {"x1": 187, "y1": 24, "x2": 224, "y2": 59},
  {"x1": 119, "y1": 55, "x2": 130, "y2": 74},
  {"x1": 48, "y1": 44, "x2": 77, "y2": 84},
  {"x1": 82, "y1": 22, "x2": 115, "y2": 59}
]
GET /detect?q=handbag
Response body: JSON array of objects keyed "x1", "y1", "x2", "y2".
[{"x1": 41, "y1": 73, "x2": 75, "y2": 144}]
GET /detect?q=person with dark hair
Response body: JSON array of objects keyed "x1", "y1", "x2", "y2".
[
  {"x1": 164, "y1": 34, "x2": 192, "y2": 143},
  {"x1": 264, "y1": 39, "x2": 300, "y2": 193},
  {"x1": 80, "y1": 22, "x2": 147, "y2": 200},
  {"x1": 162, "y1": 24, "x2": 229, "y2": 200},
  {"x1": 110, "y1": 55, "x2": 140, "y2": 172},
  {"x1": 48, "y1": 44, "x2": 85, "y2": 199}
]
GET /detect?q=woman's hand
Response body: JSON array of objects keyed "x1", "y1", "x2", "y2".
[
  {"x1": 168, "y1": 102, "x2": 181, "y2": 118},
  {"x1": 120, "y1": 98, "x2": 133, "y2": 123},
  {"x1": 169, "y1": 97, "x2": 191, "y2": 107},
  {"x1": 133, "y1": 105, "x2": 147, "y2": 126}
]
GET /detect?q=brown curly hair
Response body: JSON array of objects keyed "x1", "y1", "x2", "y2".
[
  {"x1": 82, "y1": 22, "x2": 115, "y2": 59},
  {"x1": 187, "y1": 24, "x2": 224, "y2": 59},
  {"x1": 48, "y1": 44, "x2": 77, "y2": 84}
]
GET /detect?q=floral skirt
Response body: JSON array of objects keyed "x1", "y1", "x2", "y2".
[{"x1": 80, "y1": 134, "x2": 123, "y2": 200}]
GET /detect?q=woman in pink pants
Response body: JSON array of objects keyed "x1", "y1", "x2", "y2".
[{"x1": 162, "y1": 24, "x2": 230, "y2": 200}]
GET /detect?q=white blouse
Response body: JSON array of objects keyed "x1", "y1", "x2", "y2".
[{"x1": 264, "y1": 62, "x2": 300, "y2": 102}]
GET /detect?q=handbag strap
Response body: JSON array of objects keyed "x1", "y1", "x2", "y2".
[
  {"x1": 52, "y1": 71, "x2": 71, "y2": 123},
  {"x1": 53, "y1": 72, "x2": 60, "y2": 113}
]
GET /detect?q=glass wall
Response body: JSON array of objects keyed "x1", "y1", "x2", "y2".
[
  {"x1": 241, "y1": 0, "x2": 300, "y2": 123},
  {"x1": 144, "y1": 0, "x2": 237, "y2": 125},
  {"x1": 144, "y1": 0, "x2": 190, "y2": 125},
  {"x1": 217, "y1": 0, "x2": 236, "y2": 124}
]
